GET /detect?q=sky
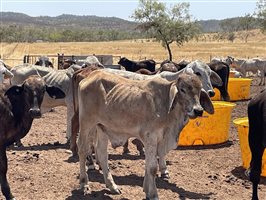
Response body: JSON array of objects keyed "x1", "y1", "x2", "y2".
[{"x1": 0, "y1": 0, "x2": 259, "y2": 21}]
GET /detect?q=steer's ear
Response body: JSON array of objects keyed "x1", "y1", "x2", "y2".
[
  {"x1": 5, "y1": 85, "x2": 24, "y2": 97},
  {"x1": 168, "y1": 83, "x2": 178, "y2": 114},
  {"x1": 210, "y1": 71, "x2": 223, "y2": 87},
  {"x1": 45, "y1": 85, "x2": 65, "y2": 99},
  {"x1": 200, "y1": 89, "x2": 214, "y2": 114}
]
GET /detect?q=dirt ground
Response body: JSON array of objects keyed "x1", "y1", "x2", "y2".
[{"x1": 2, "y1": 77, "x2": 266, "y2": 200}]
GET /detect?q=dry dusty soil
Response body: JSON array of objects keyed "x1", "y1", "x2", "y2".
[{"x1": 2, "y1": 77, "x2": 266, "y2": 200}]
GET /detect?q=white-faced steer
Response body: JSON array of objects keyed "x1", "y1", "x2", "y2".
[
  {"x1": 0, "y1": 75, "x2": 65, "y2": 200},
  {"x1": 77, "y1": 70, "x2": 214, "y2": 200}
]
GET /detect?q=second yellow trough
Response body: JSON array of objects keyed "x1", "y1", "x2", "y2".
[
  {"x1": 178, "y1": 101, "x2": 235, "y2": 146},
  {"x1": 211, "y1": 78, "x2": 252, "y2": 101},
  {"x1": 233, "y1": 117, "x2": 266, "y2": 176}
]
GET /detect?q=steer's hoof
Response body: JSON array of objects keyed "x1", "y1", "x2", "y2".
[
  {"x1": 160, "y1": 173, "x2": 170, "y2": 181},
  {"x1": 82, "y1": 184, "x2": 91, "y2": 195},
  {"x1": 110, "y1": 187, "x2": 121, "y2": 194},
  {"x1": 139, "y1": 150, "x2": 145, "y2": 157},
  {"x1": 122, "y1": 149, "x2": 130, "y2": 155},
  {"x1": 87, "y1": 164, "x2": 96, "y2": 170},
  {"x1": 245, "y1": 168, "x2": 251, "y2": 178}
]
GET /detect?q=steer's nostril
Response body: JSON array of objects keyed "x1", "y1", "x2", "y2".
[
  {"x1": 208, "y1": 90, "x2": 215, "y2": 97},
  {"x1": 29, "y1": 108, "x2": 42, "y2": 118},
  {"x1": 194, "y1": 109, "x2": 203, "y2": 116}
]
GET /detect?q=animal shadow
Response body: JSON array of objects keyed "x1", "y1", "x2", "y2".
[
  {"x1": 176, "y1": 140, "x2": 233, "y2": 151},
  {"x1": 7, "y1": 141, "x2": 69, "y2": 151},
  {"x1": 68, "y1": 169, "x2": 213, "y2": 200},
  {"x1": 231, "y1": 166, "x2": 266, "y2": 185}
]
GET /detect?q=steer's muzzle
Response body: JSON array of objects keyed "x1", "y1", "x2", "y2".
[
  {"x1": 188, "y1": 106, "x2": 204, "y2": 119},
  {"x1": 194, "y1": 108, "x2": 203, "y2": 117},
  {"x1": 29, "y1": 108, "x2": 42, "y2": 118},
  {"x1": 207, "y1": 90, "x2": 215, "y2": 97}
]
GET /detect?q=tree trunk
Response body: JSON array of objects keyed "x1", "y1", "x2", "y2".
[
  {"x1": 166, "y1": 42, "x2": 172, "y2": 61},
  {"x1": 157, "y1": 29, "x2": 172, "y2": 61}
]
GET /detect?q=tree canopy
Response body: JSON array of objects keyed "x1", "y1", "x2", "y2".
[
  {"x1": 256, "y1": 0, "x2": 266, "y2": 33},
  {"x1": 132, "y1": 0, "x2": 199, "y2": 61}
]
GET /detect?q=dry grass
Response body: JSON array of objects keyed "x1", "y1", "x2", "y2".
[{"x1": 1, "y1": 29, "x2": 266, "y2": 67}]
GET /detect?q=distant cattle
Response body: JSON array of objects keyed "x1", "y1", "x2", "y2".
[
  {"x1": 77, "y1": 71, "x2": 214, "y2": 199},
  {"x1": 231, "y1": 58, "x2": 266, "y2": 85},
  {"x1": 211, "y1": 56, "x2": 234, "y2": 66},
  {"x1": 246, "y1": 89, "x2": 266, "y2": 200},
  {"x1": 81, "y1": 56, "x2": 105, "y2": 68},
  {"x1": 208, "y1": 61, "x2": 230, "y2": 101},
  {"x1": 35, "y1": 56, "x2": 54, "y2": 68},
  {"x1": 0, "y1": 75, "x2": 65, "y2": 200},
  {"x1": 159, "y1": 60, "x2": 180, "y2": 73},
  {"x1": 135, "y1": 68, "x2": 158, "y2": 75},
  {"x1": 61, "y1": 59, "x2": 77, "y2": 69},
  {"x1": 118, "y1": 57, "x2": 156, "y2": 72},
  {"x1": 0, "y1": 60, "x2": 13, "y2": 84}
]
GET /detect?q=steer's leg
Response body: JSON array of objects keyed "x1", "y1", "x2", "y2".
[
  {"x1": 248, "y1": 114, "x2": 264, "y2": 200},
  {"x1": 66, "y1": 101, "x2": 74, "y2": 141},
  {"x1": 78, "y1": 124, "x2": 92, "y2": 195},
  {"x1": 249, "y1": 141, "x2": 264, "y2": 200},
  {"x1": 157, "y1": 141, "x2": 169, "y2": 181},
  {"x1": 122, "y1": 140, "x2": 130, "y2": 154},
  {"x1": 143, "y1": 137, "x2": 159, "y2": 200},
  {"x1": 70, "y1": 111, "x2": 79, "y2": 157},
  {"x1": 96, "y1": 126, "x2": 121, "y2": 194},
  {"x1": 0, "y1": 146, "x2": 15, "y2": 200},
  {"x1": 132, "y1": 139, "x2": 145, "y2": 156}
]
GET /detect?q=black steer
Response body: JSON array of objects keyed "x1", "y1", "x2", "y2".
[
  {"x1": 35, "y1": 56, "x2": 53, "y2": 68},
  {"x1": 247, "y1": 89, "x2": 266, "y2": 200},
  {"x1": 0, "y1": 75, "x2": 65, "y2": 200},
  {"x1": 208, "y1": 61, "x2": 230, "y2": 101},
  {"x1": 118, "y1": 57, "x2": 156, "y2": 72}
]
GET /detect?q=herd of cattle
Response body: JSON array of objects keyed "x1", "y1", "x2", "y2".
[{"x1": 0, "y1": 55, "x2": 265, "y2": 200}]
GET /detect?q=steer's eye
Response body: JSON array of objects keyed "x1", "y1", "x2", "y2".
[
  {"x1": 180, "y1": 88, "x2": 186, "y2": 94},
  {"x1": 195, "y1": 72, "x2": 201, "y2": 76}
]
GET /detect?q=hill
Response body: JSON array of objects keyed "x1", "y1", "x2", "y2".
[
  {"x1": 0, "y1": 12, "x2": 261, "y2": 42},
  {"x1": 1, "y1": 12, "x2": 138, "y2": 31}
]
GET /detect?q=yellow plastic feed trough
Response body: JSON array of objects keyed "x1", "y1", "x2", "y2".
[
  {"x1": 233, "y1": 117, "x2": 266, "y2": 176},
  {"x1": 178, "y1": 101, "x2": 235, "y2": 146},
  {"x1": 211, "y1": 78, "x2": 252, "y2": 101}
]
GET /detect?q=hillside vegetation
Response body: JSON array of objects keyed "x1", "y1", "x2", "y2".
[{"x1": 0, "y1": 12, "x2": 261, "y2": 42}]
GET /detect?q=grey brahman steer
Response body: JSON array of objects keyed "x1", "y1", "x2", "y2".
[{"x1": 0, "y1": 60, "x2": 13, "y2": 84}]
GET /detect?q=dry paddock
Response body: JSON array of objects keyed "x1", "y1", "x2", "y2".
[{"x1": 2, "y1": 77, "x2": 266, "y2": 200}]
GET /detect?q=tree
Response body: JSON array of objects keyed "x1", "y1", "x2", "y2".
[
  {"x1": 132, "y1": 0, "x2": 199, "y2": 61},
  {"x1": 256, "y1": 0, "x2": 266, "y2": 33},
  {"x1": 220, "y1": 18, "x2": 239, "y2": 33},
  {"x1": 227, "y1": 32, "x2": 236, "y2": 43},
  {"x1": 219, "y1": 18, "x2": 240, "y2": 42},
  {"x1": 239, "y1": 14, "x2": 256, "y2": 42}
]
